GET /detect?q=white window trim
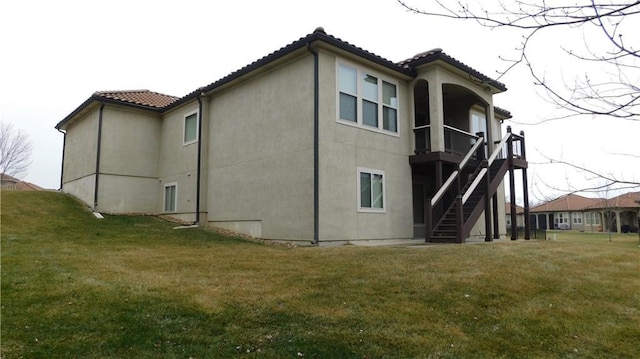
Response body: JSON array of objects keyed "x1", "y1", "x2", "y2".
[
  {"x1": 357, "y1": 167, "x2": 386, "y2": 213},
  {"x1": 336, "y1": 60, "x2": 400, "y2": 137},
  {"x1": 163, "y1": 182, "x2": 178, "y2": 213},
  {"x1": 572, "y1": 212, "x2": 582, "y2": 224},
  {"x1": 555, "y1": 212, "x2": 569, "y2": 224},
  {"x1": 183, "y1": 110, "x2": 199, "y2": 146}
]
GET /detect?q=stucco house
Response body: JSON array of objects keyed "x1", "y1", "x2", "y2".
[
  {"x1": 1, "y1": 173, "x2": 44, "y2": 191},
  {"x1": 529, "y1": 192, "x2": 640, "y2": 233},
  {"x1": 506, "y1": 203, "x2": 525, "y2": 230},
  {"x1": 583, "y1": 191, "x2": 640, "y2": 233},
  {"x1": 56, "y1": 28, "x2": 529, "y2": 245}
]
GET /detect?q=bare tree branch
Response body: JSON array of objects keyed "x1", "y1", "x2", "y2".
[
  {"x1": 397, "y1": 0, "x2": 640, "y2": 120},
  {"x1": 0, "y1": 122, "x2": 33, "y2": 178}
]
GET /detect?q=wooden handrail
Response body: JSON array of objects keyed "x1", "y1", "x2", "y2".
[
  {"x1": 463, "y1": 132, "x2": 511, "y2": 204},
  {"x1": 444, "y1": 125, "x2": 479, "y2": 139},
  {"x1": 430, "y1": 136, "x2": 484, "y2": 207},
  {"x1": 488, "y1": 132, "x2": 512, "y2": 165},
  {"x1": 413, "y1": 124, "x2": 431, "y2": 131}
]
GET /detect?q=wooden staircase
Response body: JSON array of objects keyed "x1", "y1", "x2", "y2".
[
  {"x1": 425, "y1": 127, "x2": 527, "y2": 243},
  {"x1": 429, "y1": 159, "x2": 508, "y2": 242}
]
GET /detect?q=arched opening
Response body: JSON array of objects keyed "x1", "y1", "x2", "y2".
[{"x1": 442, "y1": 83, "x2": 489, "y2": 155}]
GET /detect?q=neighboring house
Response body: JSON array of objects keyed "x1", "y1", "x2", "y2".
[
  {"x1": 529, "y1": 194, "x2": 601, "y2": 231},
  {"x1": 55, "y1": 28, "x2": 529, "y2": 244},
  {"x1": 529, "y1": 191, "x2": 640, "y2": 233},
  {"x1": 584, "y1": 191, "x2": 640, "y2": 233},
  {"x1": 1, "y1": 173, "x2": 44, "y2": 191},
  {"x1": 505, "y1": 203, "x2": 525, "y2": 230}
]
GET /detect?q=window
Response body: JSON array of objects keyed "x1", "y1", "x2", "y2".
[
  {"x1": 554, "y1": 212, "x2": 569, "y2": 224},
  {"x1": 572, "y1": 212, "x2": 582, "y2": 224},
  {"x1": 506, "y1": 216, "x2": 512, "y2": 226},
  {"x1": 470, "y1": 110, "x2": 487, "y2": 139},
  {"x1": 164, "y1": 183, "x2": 177, "y2": 213},
  {"x1": 358, "y1": 168, "x2": 385, "y2": 211},
  {"x1": 585, "y1": 212, "x2": 601, "y2": 225},
  {"x1": 183, "y1": 112, "x2": 198, "y2": 144},
  {"x1": 338, "y1": 63, "x2": 398, "y2": 133}
]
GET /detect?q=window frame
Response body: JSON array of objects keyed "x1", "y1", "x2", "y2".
[
  {"x1": 163, "y1": 182, "x2": 178, "y2": 213},
  {"x1": 337, "y1": 61, "x2": 399, "y2": 136},
  {"x1": 554, "y1": 212, "x2": 569, "y2": 224},
  {"x1": 357, "y1": 167, "x2": 386, "y2": 213},
  {"x1": 586, "y1": 212, "x2": 601, "y2": 225},
  {"x1": 183, "y1": 111, "x2": 199, "y2": 145},
  {"x1": 572, "y1": 212, "x2": 583, "y2": 224}
]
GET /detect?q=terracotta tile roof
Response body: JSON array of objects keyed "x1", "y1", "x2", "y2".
[
  {"x1": 1, "y1": 173, "x2": 44, "y2": 191},
  {"x1": 529, "y1": 193, "x2": 600, "y2": 213},
  {"x1": 397, "y1": 48, "x2": 507, "y2": 92},
  {"x1": 505, "y1": 203, "x2": 524, "y2": 214},
  {"x1": 1, "y1": 173, "x2": 19, "y2": 182},
  {"x1": 16, "y1": 181, "x2": 44, "y2": 191},
  {"x1": 95, "y1": 90, "x2": 179, "y2": 109},
  {"x1": 584, "y1": 191, "x2": 640, "y2": 209},
  {"x1": 59, "y1": 28, "x2": 507, "y2": 124}
]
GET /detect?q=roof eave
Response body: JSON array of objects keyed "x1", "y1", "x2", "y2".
[
  {"x1": 164, "y1": 30, "x2": 415, "y2": 112},
  {"x1": 56, "y1": 95, "x2": 164, "y2": 130},
  {"x1": 403, "y1": 53, "x2": 507, "y2": 93}
]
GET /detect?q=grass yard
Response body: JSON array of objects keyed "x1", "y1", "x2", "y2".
[{"x1": 1, "y1": 191, "x2": 639, "y2": 358}]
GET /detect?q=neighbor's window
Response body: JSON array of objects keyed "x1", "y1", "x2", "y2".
[
  {"x1": 572, "y1": 212, "x2": 582, "y2": 224},
  {"x1": 554, "y1": 212, "x2": 569, "y2": 224},
  {"x1": 358, "y1": 168, "x2": 385, "y2": 211},
  {"x1": 585, "y1": 212, "x2": 601, "y2": 225},
  {"x1": 338, "y1": 63, "x2": 398, "y2": 133},
  {"x1": 184, "y1": 112, "x2": 198, "y2": 144},
  {"x1": 164, "y1": 183, "x2": 177, "y2": 213}
]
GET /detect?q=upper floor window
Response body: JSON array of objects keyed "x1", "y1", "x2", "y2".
[
  {"x1": 183, "y1": 112, "x2": 198, "y2": 145},
  {"x1": 338, "y1": 63, "x2": 398, "y2": 133}
]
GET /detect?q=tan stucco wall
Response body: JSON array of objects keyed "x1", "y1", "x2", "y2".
[
  {"x1": 206, "y1": 54, "x2": 315, "y2": 240},
  {"x1": 316, "y1": 52, "x2": 414, "y2": 241},
  {"x1": 62, "y1": 105, "x2": 163, "y2": 213},
  {"x1": 97, "y1": 174, "x2": 158, "y2": 213},
  {"x1": 158, "y1": 103, "x2": 201, "y2": 221},
  {"x1": 94, "y1": 106, "x2": 162, "y2": 213},
  {"x1": 61, "y1": 109, "x2": 99, "y2": 207}
]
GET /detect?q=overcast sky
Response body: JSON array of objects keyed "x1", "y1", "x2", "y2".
[{"x1": 1, "y1": 0, "x2": 638, "y2": 202}]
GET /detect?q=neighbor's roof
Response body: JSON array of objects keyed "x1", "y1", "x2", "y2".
[
  {"x1": 1, "y1": 173, "x2": 44, "y2": 191},
  {"x1": 584, "y1": 191, "x2": 640, "y2": 210},
  {"x1": 57, "y1": 27, "x2": 508, "y2": 128},
  {"x1": 505, "y1": 203, "x2": 524, "y2": 214},
  {"x1": 529, "y1": 193, "x2": 601, "y2": 213}
]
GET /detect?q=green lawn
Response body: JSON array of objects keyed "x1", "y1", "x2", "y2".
[{"x1": 2, "y1": 191, "x2": 639, "y2": 358}]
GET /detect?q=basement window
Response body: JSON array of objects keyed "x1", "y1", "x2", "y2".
[
  {"x1": 164, "y1": 183, "x2": 177, "y2": 213},
  {"x1": 358, "y1": 168, "x2": 385, "y2": 212}
]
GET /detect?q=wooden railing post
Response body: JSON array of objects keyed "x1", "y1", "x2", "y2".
[
  {"x1": 456, "y1": 195, "x2": 463, "y2": 243},
  {"x1": 425, "y1": 197, "x2": 432, "y2": 242},
  {"x1": 475, "y1": 132, "x2": 485, "y2": 161},
  {"x1": 483, "y1": 159, "x2": 492, "y2": 242},
  {"x1": 507, "y1": 127, "x2": 517, "y2": 240},
  {"x1": 520, "y1": 130, "x2": 531, "y2": 240},
  {"x1": 519, "y1": 130, "x2": 527, "y2": 160}
]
